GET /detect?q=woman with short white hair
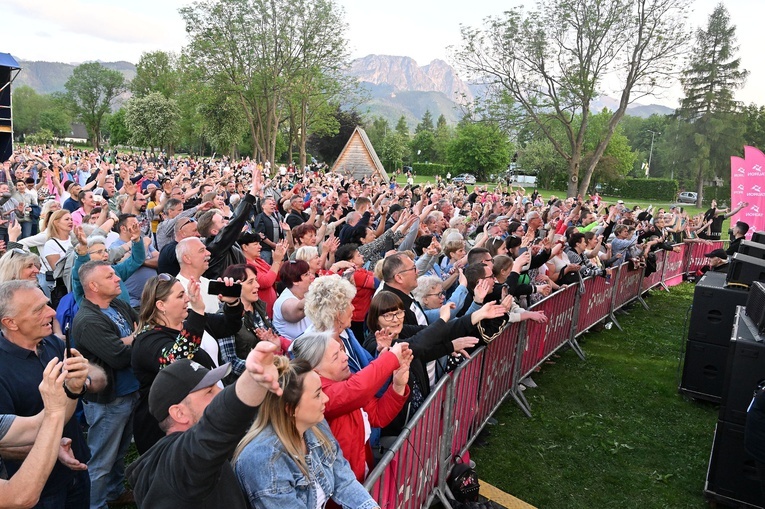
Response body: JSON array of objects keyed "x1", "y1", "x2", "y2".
[{"x1": 303, "y1": 275, "x2": 372, "y2": 374}]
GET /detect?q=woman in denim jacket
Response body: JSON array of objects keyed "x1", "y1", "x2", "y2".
[{"x1": 234, "y1": 357, "x2": 379, "y2": 509}]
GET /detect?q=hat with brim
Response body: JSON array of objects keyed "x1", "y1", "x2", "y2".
[
  {"x1": 149, "y1": 360, "x2": 231, "y2": 422},
  {"x1": 704, "y1": 248, "x2": 728, "y2": 260}
]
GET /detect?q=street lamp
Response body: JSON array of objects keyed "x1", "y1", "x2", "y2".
[{"x1": 647, "y1": 130, "x2": 660, "y2": 177}]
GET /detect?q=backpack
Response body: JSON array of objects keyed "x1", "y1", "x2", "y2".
[
  {"x1": 54, "y1": 293, "x2": 80, "y2": 345},
  {"x1": 448, "y1": 459, "x2": 480, "y2": 503}
]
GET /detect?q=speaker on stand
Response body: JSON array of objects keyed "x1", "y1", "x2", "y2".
[
  {"x1": 680, "y1": 271, "x2": 749, "y2": 402},
  {"x1": 704, "y1": 295, "x2": 765, "y2": 508},
  {"x1": 0, "y1": 53, "x2": 21, "y2": 163}
]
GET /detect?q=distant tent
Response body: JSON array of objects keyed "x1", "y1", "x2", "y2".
[{"x1": 331, "y1": 126, "x2": 389, "y2": 183}]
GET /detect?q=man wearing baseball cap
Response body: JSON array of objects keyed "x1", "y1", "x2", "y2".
[{"x1": 126, "y1": 342, "x2": 282, "y2": 508}]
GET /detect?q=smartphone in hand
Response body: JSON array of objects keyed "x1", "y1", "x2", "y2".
[{"x1": 207, "y1": 280, "x2": 242, "y2": 298}]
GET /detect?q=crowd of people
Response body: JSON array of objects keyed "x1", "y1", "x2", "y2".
[{"x1": 0, "y1": 145, "x2": 751, "y2": 508}]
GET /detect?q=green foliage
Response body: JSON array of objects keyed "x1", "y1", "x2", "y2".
[
  {"x1": 131, "y1": 51, "x2": 177, "y2": 99},
  {"x1": 38, "y1": 109, "x2": 71, "y2": 138},
  {"x1": 306, "y1": 107, "x2": 362, "y2": 164},
  {"x1": 409, "y1": 163, "x2": 453, "y2": 177},
  {"x1": 395, "y1": 115, "x2": 409, "y2": 138},
  {"x1": 600, "y1": 178, "x2": 679, "y2": 201},
  {"x1": 702, "y1": 184, "x2": 732, "y2": 206},
  {"x1": 409, "y1": 129, "x2": 436, "y2": 163},
  {"x1": 12, "y1": 86, "x2": 47, "y2": 136},
  {"x1": 64, "y1": 62, "x2": 126, "y2": 149},
  {"x1": 379, "y1": 132, "x2": 408, "y2": 171},
  {"x1": 447, "y1": 120, "x2": 510, "y2": 180},
  {"x1": 106, "y1": 109, "x2": 131, "y2": 146},
  {"x1": 197, "y1": 93, "x2": 248, "y2": 156},
  {"x1": 743, "y1": 104, "x2": 765, "y2": 150},
  {"x1": 26, "y1": 129, "x2": 55, "y2": 146},
  {"x1": 415, "y1": 109, "x2": 434, "y2": 133},
  {"x1": 124, "y1": 92, "x2": 180, "y2": 151}
]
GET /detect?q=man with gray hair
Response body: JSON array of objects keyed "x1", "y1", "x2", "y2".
[
  {"x1": 0, "y1": 280, "x2": 105, "y2": 508},
  {"x1": 526, "y1": 210, "x2": 544, "y2": 238},
  {"x1": 72, "y1": 261, "x2": 140, "y2": 508}
]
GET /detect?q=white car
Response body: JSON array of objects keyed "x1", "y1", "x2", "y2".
[
  {"x1": 452, "y1": 173, "x2": 476, "y2": 185},
  {"x1": 677, "y1": 192, "x2": 698, "y2": 204}
]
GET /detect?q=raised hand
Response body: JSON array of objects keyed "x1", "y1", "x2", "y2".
[
  {"x1": 244, "y1": 339, "x2": 282, "y2": 396},
  {"x1": 439, "y1": 302, "x2": 456, "y2": 322},
  {"x1": 39, "y1": 358, "x2": 68, "y2": 414},
  {"x1": 216, "y1": 276, "x2": 241, "y2": 304},
  {"x1": 187, "y1": 277, "x2": 205, "y2": 315},
  {"x1": 473, "y1": 278, "x2": 493, "y2": 304},
  {"x1": 474, "y1": 301, "x2": 508, "y2": 322},
  {"x1": 63, "y1": 348, "x2": 90, "y2": 393},
  {"x1": 389, "y1": 342, "x2": 411, "y2": 364},
  {"x1": 451, "y1": 336, "x2": 479, "y2": 358},
  {"x1": 375, "y1": 327, "x2": 394, "y2": 352}
]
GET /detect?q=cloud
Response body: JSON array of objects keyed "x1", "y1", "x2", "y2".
[{"x1": 4, "y1": 0, "x2": 173, "y2": 45}]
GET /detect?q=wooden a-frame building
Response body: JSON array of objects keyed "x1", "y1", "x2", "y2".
[{"x1": 330, "y1": 126, "x2": 389, "y2": 183}]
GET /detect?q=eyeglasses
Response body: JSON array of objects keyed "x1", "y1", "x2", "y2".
[
  {"x1": 9, "y1": 248, "x2": 27, "y2": 257},
  {"x1": 395, "y1": 266, "x2": 416, "y2": 277},
  {"x1": 425, "y1": 292, "x2": 445, "y2": 298},
  {"x1": 380, "y1": 310, "x2": 405, "y2": 322},
  {"x1": 87, "y1": 248, "x2": 107, "y2": 256}
]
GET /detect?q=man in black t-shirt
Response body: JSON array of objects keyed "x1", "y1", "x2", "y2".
[{"x1": 699, "y1": 200, "x2": 748, "y2": 240}]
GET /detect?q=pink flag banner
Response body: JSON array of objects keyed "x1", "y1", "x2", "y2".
[{"x1": 731, "y1": 146, "x2": 765, "y2": 238}]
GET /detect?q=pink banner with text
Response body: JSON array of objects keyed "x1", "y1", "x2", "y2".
[{"x1": 731, "y1": 146, "x2": 765, "y2": 237}]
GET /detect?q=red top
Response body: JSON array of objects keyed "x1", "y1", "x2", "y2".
[
  {"x1": 320, "y1": 351, "x2": 409, "y2": 482},
  {"x1": 246, "y1": 259, "x2": 279, "y2": 318}
]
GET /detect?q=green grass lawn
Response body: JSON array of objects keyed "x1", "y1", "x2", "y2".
[{"x1": 470, "y1": 283, "x2": 720, "y2": 508}]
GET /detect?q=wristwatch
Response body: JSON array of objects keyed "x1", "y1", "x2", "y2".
[{"x1": 63, "y1": 376, "x2": 91, "y2": 400}]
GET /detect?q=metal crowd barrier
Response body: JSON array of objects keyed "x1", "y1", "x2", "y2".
[{"x1": 365, "y1": 242, "x2": 721, "y2": 508}]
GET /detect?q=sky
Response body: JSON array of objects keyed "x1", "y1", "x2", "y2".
[{"x1": 1, "y1": 0, "x2": 762, "y2": 108}]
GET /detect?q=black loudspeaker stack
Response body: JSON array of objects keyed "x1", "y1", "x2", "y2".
[
  {"x1": 0, "y1": 53, "x2": 21, "y2": 162},
  {"x1": 680, "y1": 271, "x2": 749, "y2": 402},
  {"x1": 704, "y1": 307, "x2": 765, "y2": 508}
]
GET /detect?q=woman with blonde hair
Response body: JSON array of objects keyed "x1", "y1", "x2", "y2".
[
  {"x1": 234, "y1": 356, "x2": 379, "y2": 509},
  {"x1": 40, "y1": 209, "x2": 74, "y2": 272}
]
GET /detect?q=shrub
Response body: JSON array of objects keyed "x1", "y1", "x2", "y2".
[
  {"x1": 410, "y1": 162, "x2": 454, "y2": 177},
  {"x1": 600, "y1": 178, "x2": 678, "y2": 201}
]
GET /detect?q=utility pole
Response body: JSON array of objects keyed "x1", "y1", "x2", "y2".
[{"x1": 647, "y1": 130, "x2": 660, "y2": 177}]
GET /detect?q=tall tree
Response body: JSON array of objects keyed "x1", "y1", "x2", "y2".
[
  {"x1": 395, "y1": 116, "x2": 409, "y2": 138},
  {"x1": 180, "y1": 0, "x2": 351, "y2": 165},
  {"x1": 125, "y1": 92, "x2": 180, "y2": 153},
  {"x1": 415, "y1": 110, "x2": 434, "y2": 133},
  {"x1": 64, "y1": 62, "x2": 125, "y2": 150},
  {"x1": 131, "y1": 51, "x2": 178, "y2": 99},
  {"x1": 454, "y1": 0, "x2": 691, "y2": 197},
  {"x1": 447, "y1": 119, "x2": 511, "y2": 181},
  {"x1": 678, "y1": 3, "x2": 748, "y2": 205}
]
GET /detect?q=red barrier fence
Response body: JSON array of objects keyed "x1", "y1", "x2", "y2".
[
  {"x1": 685, "y1": 241, "x2": 725, "y2": 274},
  {"x1": 612, "y1": 263, "x2": 644, "y2": 311},
  {"x1": 519, "y1": 284, "x2": 578, "y2": 381},
  {"x1": 576, "y1": 274, "x2": 615, "y2": 335},
  {"x1": 663, "y1": 244, "x2": 688, "y2": 287},
  {"x1": 642, "y1": 250, "x2": 666, "y2": 292},
  {"x1": 366, "y1": 377, "x2": 450, "y2": 509},
  {"x1": 365, "y1": 244, "x2": 711, "y2": 508}
]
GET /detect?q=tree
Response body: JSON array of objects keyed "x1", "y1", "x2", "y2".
[
  {"x1": 179, "y1": 0, "x2": 352, "y2": 165},
  {"x1": 395, "y1": 116, "x2": 410, "y2": 138},
  {"x1": 107, "y1": 108, "x2": 131, "y2": 146},
  {"x1": 380, "y1": 132, "x2": 408, "y2": 171},
  {"x1": 307, "y1": 107, "x2": 362, "y2": 163},
  {"x1": 433, "y1": 114, "x2": 453, "y2": 163},
  {"x1": 743, "y1": 104, "x2": 765, "y2": 150},
  {"x1": 131, "y1": 51, "x2": 178, "y2": 99},
  {"x1": 453, "y1": 0, "x2": 691, "y2": 197},
  {"x1": 447, "y1": 119, "x2": 511, "y2": 180},
  {"x1": 678, "y1": 3, "x2": 748, "y2": 205},
  {"x1": 39, "y1": 110, "x2": 71, "y2": 139},
  {"x1": 365, "y1": 116, "x2": 390, "y2": 151},
  {"x1": 12, "y1": 86, "x2": 46, "y2": 137},
  {"x1": 124, "y1": 92, "x2": 180, "y2": 153},
  {"x1": 64, "y1": 62, "x2": 125, "y2": 150},
  {"x1": 415, "y1": 110, "x2": 434, "y2": 134},
  {"x1": 197, "y1": 94, "x2": 248, "y2": 157}
]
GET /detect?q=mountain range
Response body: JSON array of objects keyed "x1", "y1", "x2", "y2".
[{"x1": 11, "y1": 55, "x2": 674, "y2": 128}]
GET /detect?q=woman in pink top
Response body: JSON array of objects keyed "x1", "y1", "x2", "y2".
[{"x1": 239, "y1": 232, "x2": 288, "y2": 318}]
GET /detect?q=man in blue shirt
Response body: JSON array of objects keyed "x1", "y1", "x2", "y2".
[{"x1": 72, "y1": 261, "x2": 140, "y2": 508}]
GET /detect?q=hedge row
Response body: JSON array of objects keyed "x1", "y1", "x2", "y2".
[
  {"x1": 409, "y1": 163, "x2": 454, "y2": 176},
  {"x1": 599, "y1": 178, "x2": 679, "y2": 201}
]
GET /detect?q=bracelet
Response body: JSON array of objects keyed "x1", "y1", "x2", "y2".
[{"x1": 63, "y1": 380, "x2": 87, "y2": 400}]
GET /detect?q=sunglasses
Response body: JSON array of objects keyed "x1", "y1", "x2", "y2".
[
  {"x1": 157, "y1": 273, "x2": 177, "y2": 283},
  {"x1": 9, "y1": 248, "x2": 27, "y2": 257}
]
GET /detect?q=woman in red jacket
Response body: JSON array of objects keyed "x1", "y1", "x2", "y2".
[
  {"x1": 239, "y1": 232, "x2": 288, "y2": 318},
  {"x1": 334, "y1": 243, "x2": 379, "y2": 341},
  {"x1": 291, "y1": 331, "x2": 411, "y2": 482}
]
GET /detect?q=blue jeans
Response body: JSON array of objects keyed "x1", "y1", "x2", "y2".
[
  {"x1": 82, "y1": 393, "x2": 139, "y2": 509},
  {"x1": 261, "y1": 249, "x2": 273, "y2": 264},
  {"x1": 35, "y1": 470, "x2": 90, "y2": 509}
]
